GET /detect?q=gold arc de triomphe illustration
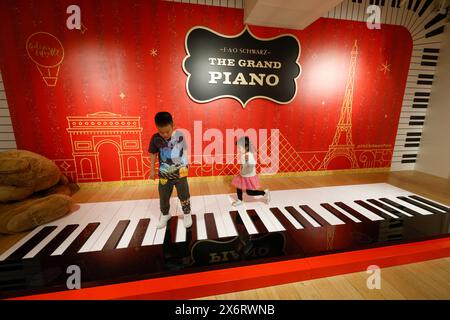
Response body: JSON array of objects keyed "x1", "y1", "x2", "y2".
[
  {"x1": 319, "y1": 40, "x2": 359, "y2": 170},
  {"x1": 66, "y1": 112, "x2": 145, "y2": 182}
]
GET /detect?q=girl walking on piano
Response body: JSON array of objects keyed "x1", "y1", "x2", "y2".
[{"x1": 232, "y1": 136, "x2": 270, "y2": 206}]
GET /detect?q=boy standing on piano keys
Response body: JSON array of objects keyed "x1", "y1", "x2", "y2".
[
  {"x1": 232, "y1": 136, "x2": 270, "y2": 206},
  {"x1": 149, "y1": 112, "x2": 192, "y2": 229}
]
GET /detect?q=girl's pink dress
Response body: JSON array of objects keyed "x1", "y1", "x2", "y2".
[
  {"x1": 232, "y1": 151, "x2": 260, "y2": 190},
  {"x1": 232, "y1": 175, "x2": 260, "y2": 190}
]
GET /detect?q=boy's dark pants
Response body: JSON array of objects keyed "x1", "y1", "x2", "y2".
[{"x1": 159, "y1": 177, "x2": 191, "y2": 216}]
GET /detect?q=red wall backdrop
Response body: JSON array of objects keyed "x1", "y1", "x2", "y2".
[{"x1": 0, "y1": 0, "x2": 412, "y2": 182}]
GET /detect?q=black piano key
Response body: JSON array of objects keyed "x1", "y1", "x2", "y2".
[
  {"x1": 407, "y1": 0, "x2": 413, "y2": 10},
  {"x1": 169, "y1": 216, "x2": 179, "y2": 244},
  {"x1": 6, "y1": 226, "x2": 58, "y2": 261},
  {"x1": 128, "y1": 218, "x2": 150, "y2": 248},
  {"x1": 334, "y1": 202, "x2": 373, "y2": 223},
  {"x1": 426, "y1": 26, "x2": 445, "y2": 38},
  {"x1": 299, "y1": 205, "x2": 328, "y2": 227},
  {"x1": 397, "y1": 196, "x2": 442, "y2": 214},
  {"x1": 418, "y1": 0, "x2": 433, "y2": 16},
  {"x1": 409, "y1": 195, "x2": 450, "y2": 212},
  {"x1": 204, "y1": 212, "x2": 218, "y2": 239},
  {"x1": 421, "y1": 61, "x2": 437, "y2": 66},
  {"x1": 64, "y1": 223, "x2": 100, "y2": 254},
  {"x1": 188, "y1": 214, "x2": 198, "y2": 242},
  {"x1": 425, "y1": 12, "x2": 447, "y2": 29},
  {"x1": 412, "y1": 0, "x2": 421, "y2": 12},
  {"x1": 35, "y1": 224, "x2": 79, "y2": 257},
  {"x1": 366, "y1": 199, "x2": 411, "y2": 218},
  {"x1": 355, "y1": 200, "x2": 398, "y2": 220},
  {"x1": 285, "y1": 206, "x2": 315, "y2": 229},
  {"x1": 413, "y1": 98, "x2": 429, "y2": 103},
  {"x1": 102, "y1": 220, "x2": 130, "y2": 251},
  {"x1": 404, "y1": 143, "x2": 420, "y2": 147},
  {"x1": 247, "y1": 209, "x2": 268, "y2": 233},
  {"x1": 379, "y1": 198, "x2": 420, "y2": 216},
  {"x1": 321, "y1": 203, "x2": 358, "y2": 224},
  {"x1": 421, "y1": 55, "x2": 438, "y2": 61},
  {"x1": 423, "y1": 48, "x2": 439, "y2": 54},
  {"x1": 229, "y1": 211, "x2": 248, "y2": 236},
  {"x1": 270, "y1": 208, "x2": 297, "y2": 230}
]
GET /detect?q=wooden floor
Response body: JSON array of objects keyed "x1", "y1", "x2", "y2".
[{"x1": 1, "y1": 170, "x2": 450, "y2": 299}]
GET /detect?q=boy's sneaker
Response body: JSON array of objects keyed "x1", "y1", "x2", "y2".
[
  {"x1": 183, "y1": 213, "x2": 192, "y2": 228},
  {"x1": 157, "y1": 214, "x2": 171, "y2": 229},
  {"x1": 232, "y1": 199, "x2": 244, "y2": 207},
  {"x1": 263, "y1": 189, "x2": 271, "y2": 204}
]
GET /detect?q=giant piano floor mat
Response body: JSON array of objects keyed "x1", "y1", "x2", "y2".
[{"x1": 1, "y1": 183, "x2": 449, "y2": 299}]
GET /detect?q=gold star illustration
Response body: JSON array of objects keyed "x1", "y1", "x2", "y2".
[
  {"x1": 119, "y1": 92, "x2": 126, "y2": 100},
  {"x1": 380, "y1": 61, "x2": 391, "y2": 74},
  {"x1": 150, "y1": 48, "x2": 158, "y2": 57}
]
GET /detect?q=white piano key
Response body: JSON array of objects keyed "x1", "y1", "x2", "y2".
[
  {"x1": 375, "y1": 200, "x2": 413, "y2": 218},
  {"x1": 21, "y1": 202, "x2": 101, "y2": 259},
  {"x1": 313, "y1": 204, "x2": 346, "y2": 225},
  {"x1": 278, "y1": 206, "x2": 304, "y2": 229},
  {"x1": 195, "y1": 212, "x2": 208, "y2": 240},
  {"x1": 140, "y1": 199, "x2": 161, "y2": 246},
  {"x1": 152, "y1": 225, "x2": 167, "y2": 245},
  {"x1": 116, "y1": 200, "x2": 153, "y2": 249},
  {"x1": 355, "y1": 201, "x2": 398, "y2": 219},
  {"x1": 405, "y1": 195, "x2": 448, "y2": 214},
  {"x1": 51, "y1": 202, "x2": 112, "y2": 256},
  {"x1": 244, "y1": 202, "x2": 282, "y2": 232},
  {"x1": 255, "y1": 202, "x2": 285, "y2": 231},
  {"x1": 78, "y1": 202, "x2": 124, "y2": 252},
  {"x1": 328, "y1": 203, "x2": 362, "y2": 223},
  {"x1": 214, "y1": 194, "x2": 238, "y2": 236},
  {"x1": 89, "y1": 200, "x2": 141, "y2": 251},
  {"x1": 237, "y1": 207, "x2": 258, "y2": 235},
  {"x1": 175, "y1": 217, "x2": 186, "y2": 242},
  {"x1": 8, "y1": 201, "x2": 115, "y2": 260},
  {"x1": 22, "y1": 225, "x2": 65, "y2": 259},
  {"x1": 152, "y1": 197, "x2": 181, "y2": 245},
  {"x1": 203, "y1": 195, "x2": 228, "y2": 238},
  {"x1": 0, "y1": 226, "x2": 45, "y2": 261},
  {"x1": 296, "y1": 207, "x2": 322, "y2": 227}
]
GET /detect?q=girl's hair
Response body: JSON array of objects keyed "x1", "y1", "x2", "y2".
[{"x1": 236, "y1": 136, "x2": 251, "y2": 152}]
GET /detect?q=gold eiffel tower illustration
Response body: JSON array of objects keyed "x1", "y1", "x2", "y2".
[{"x1": 319, "y1": 40, "x2": 359, "y2": 170}]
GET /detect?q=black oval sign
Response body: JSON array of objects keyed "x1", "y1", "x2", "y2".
[{"x1": 183, "y1": 26, "x2": 301, "y2": 108}]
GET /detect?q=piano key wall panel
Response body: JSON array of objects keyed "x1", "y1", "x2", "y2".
[
  {"x1": 323, "y1": 0, "x2": 449, "y2": 170},
  {"x1": 415, "y1": 26, "x2": 450, "y2": 179},
  {"x1": 0, "y1": 72, "x2": 16, "y2": 152}
]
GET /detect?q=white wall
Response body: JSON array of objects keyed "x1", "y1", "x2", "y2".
[{"x1": 416, "y1": 26, "x2": 450, "y2": 179}]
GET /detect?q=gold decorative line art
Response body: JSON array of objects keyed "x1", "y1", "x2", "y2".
[
  {"x1": 66, "y1": 112, "x2": 145, "y2": 182},
  {"x1": 319, "y1": 40, "x2": 359, "y2": 170},
  {"x1": 26, "y1": 32, "x2": 65, "y2": 87}
]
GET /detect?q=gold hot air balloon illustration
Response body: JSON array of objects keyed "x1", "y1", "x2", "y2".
[{"x1": 26, "y1": 32, "x2": 65, "y2": 87}]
